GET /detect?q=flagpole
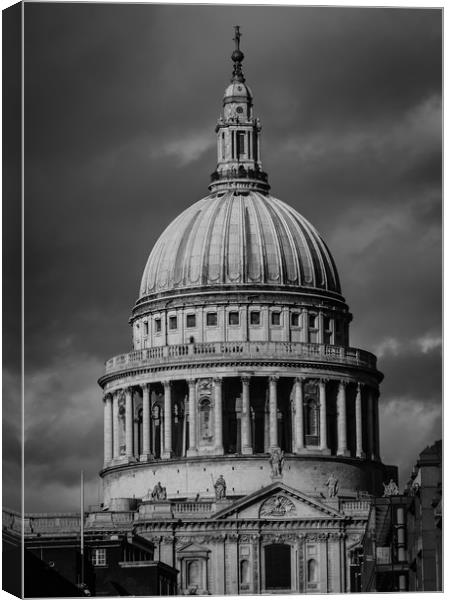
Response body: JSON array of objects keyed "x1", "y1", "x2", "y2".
[{"x1": 80, "y1": 469, "x2": 85, "y2": 586}]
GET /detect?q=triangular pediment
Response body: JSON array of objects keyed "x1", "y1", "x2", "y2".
[
  {"x1": 177, "y1": 541, "x2": 211, "y2": 555},
  {"x1": 213, "y1": 482, "x2": 343, "y2": 520}
]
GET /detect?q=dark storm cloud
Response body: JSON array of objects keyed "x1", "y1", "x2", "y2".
[{"x1": 21, "y1": 5, "x2": 441, "y2": 509}]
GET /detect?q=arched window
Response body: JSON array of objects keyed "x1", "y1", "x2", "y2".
[
  {"x1": 199, "y1": 399, "x2": 211, "y2": 439},
  {"x1": 307, "y1": 558, "x2": 318, "y2": 583},
  {"x1": 187, "y1": 560, "x2": 200, "y2": 586}
]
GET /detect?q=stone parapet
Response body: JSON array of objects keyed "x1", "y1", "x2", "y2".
[{"x1": 103, "y1": 341, "x2": 377, "y2": 378}]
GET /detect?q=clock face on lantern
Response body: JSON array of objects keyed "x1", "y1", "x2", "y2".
[{"x1": 225, "y1": 104, "x2": 246, "y2": 121}]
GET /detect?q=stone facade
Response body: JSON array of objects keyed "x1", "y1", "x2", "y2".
[{"x1": 93, "y1": 28, "x2": 397, "y2": 594}]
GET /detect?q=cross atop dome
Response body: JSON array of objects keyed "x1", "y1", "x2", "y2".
[{"x1": 231, "y1": 25, "x2": 245, "y2": 82}]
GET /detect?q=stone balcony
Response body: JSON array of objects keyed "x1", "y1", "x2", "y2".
[{"x1": 103, "y1": 341, "x2": 377, "y2": 377}]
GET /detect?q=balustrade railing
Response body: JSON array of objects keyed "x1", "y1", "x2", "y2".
[
  {"x1": 342, "y1": 500, "x2": 372, "y2": 514},
  {"x1": 172, "y1": 502, "x2": 213, "y2": 514},
  {"x1": 105, "y1": 341, "x2": 376, "y2": 374}
]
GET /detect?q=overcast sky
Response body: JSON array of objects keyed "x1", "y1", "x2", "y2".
[{"x1": 5, "y1": 4, "x2": 442, "y2": 512}]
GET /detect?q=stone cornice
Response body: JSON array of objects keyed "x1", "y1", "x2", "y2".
[{"x1": 98, "y1": 358, "x2": 382, "y2": 389}]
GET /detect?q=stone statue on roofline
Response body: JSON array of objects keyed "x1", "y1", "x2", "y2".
[
  {"x1": 269, "y1": 448, "x2": 285, "y2": 477},
  {"x1": 214, "y1": 475, "x2": 227, "y2": 500},
  {"x1": 382, "y1": 479, "x2": 399, "y2": 497},
  {"x1": 150, "y1": 481, "x2": 167, "y2": 501},
  {"x1": 325, "y1": 473, "x2": 339, "y2": 498}
]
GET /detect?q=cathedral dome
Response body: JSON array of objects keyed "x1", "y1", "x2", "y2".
[{"x1": 138, "y1": 191, "x2": 341, "y2": 300}]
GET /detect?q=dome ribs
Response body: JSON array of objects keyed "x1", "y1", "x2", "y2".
[
  {"x1": 200, "y1": 196, "x2": 224, "y2": 286},
  {"x1": 258, "y1": 194, "x2": 283, "y2": 283},
  {"x1": 244, "y1": 198, "x2": 264, "y2": 282},
  {"x1": 187, "y1": 199, "x2": 216, "y2": 286},
  {"x1": 264, "y1": 196, "x2": 299, "y2": 286},
  {"x1": 138, "y1": 193, "x2": 343, "y2": 299},
  {"x1": 226, "y1": 194, "x2": 243, "y2": 283}
]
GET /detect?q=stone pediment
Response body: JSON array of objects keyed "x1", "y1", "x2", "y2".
[
  {"x1": 213, "y1": 482, "x2": 343, "y2": 521},
  {"x1": 177, "y1": 541, "x2": 211, "y2": 556}
]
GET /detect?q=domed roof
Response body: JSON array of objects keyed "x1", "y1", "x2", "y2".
[
  {"x1": 139, "y1": 191, "x2": 341, "y2": 300},
  {"x1": 223, "y1": 81, "x2": 253, "y2": 103}
]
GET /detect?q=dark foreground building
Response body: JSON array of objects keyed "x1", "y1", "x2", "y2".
[{"x1": 354, "y1": 440, "x2": 442, "y2": 593}]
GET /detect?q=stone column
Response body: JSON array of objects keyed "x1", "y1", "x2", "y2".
[
  {"x1": 125, "y1": 388, "x2": 134, "y2": 460},
  {"x1": 112, "y1": 391, "x2": 120, "y2": 459},
  {"x1": 162, "y1": 381, "x2": 172, "y2": 458},
  {"x1": 337, "y1": 380, "x2": 350, "y2": 456},
  {"x1": 187, "y1": 379, "x2": 197, "y2": 456},
  {"x1": 319, "y1": 379, "x2": 329, "y2": 452},
  {"x1": 241, "y1": 376, "x2": 252, "y2": 454},
  {"x1": 367, "y1": 387, "x2": 375, "y2": 460},
  {"x1": 294, "y1": 378, "x2": 304, "y2": 452},
  {"x1": 103, "y1": 394, "x2": 113, "y2": 466},
  {"x1": 141, "y1": 383, "x2": 152, "y2": 460},
  {"x1": 355, "y1": 383, "x2": 365, "y2": 458},
  {"x1": 269, "y1": 376, "x2": 279, "y2": 449},
  {"x1": 214, "y1": 378, "x2": 224, "y2": 454},
  {"x1": 373, "y1": 388, "x2": 380, "y2": 460}
]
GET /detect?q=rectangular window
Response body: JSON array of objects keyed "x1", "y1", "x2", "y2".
[
  {"x1": 206, "y1": 312, "x2": 217, "y2": 326},
  {"x1": 169, "y1": 316, "x2": 177, "y2": 330},
  {"x1": 250, "y1": 311, "x2": 260, "y2": 325},
  {"x1": 92, "y1": 548, "x2": 107, "y2": 566},
  {"x1": 186, "y1": 314, "x2": 196, "y2": 328},
  {"x1": 229, "y1": 311, "x2": 240, "y2": 325},
  {"x1": 324, "y1": 317, "x2": 331, "y2": 330},
  {"x1": 291, "y1": 313, "x2": 300, "y2": 327},
  {"x1": 154, "y1": 318, "x2": 161, "y2": 333},
  {"x1": 271, "y1": 311, "x2": 281, "y2": 326},
  {"x1": 237, "y1": 131, "x2": 245, "y2": 157},
  {"x1": 143, "y1": 322, "x2": 149, "y2": 336},
  {"x1": 309, "y1": 314, "x2": 317, "y2": 329}
]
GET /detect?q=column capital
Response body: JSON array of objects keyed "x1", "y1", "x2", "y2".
[
  {"x1": 356, "y1": 381, "x2": 364, "y2": 392},
  {"x1": 124, "y1": 387, "x2": 133, "y2": 398},
  {"x1": 294, "y1": 376, "x2": 305, "y2": 384},
  {"x1": 339, "y1": 379, "x2": 348, "y2": 388},
  {"x1": 319, "y1": 377, "x2": 328, "y2": 385},
  {"x1": 213, "y1": 376, "x2": 223, "y2": 384},
  {"x1": 103, "y1": 393, "x2": 112, "y2": 403},
  {"x1": 269, "y1": 375, "x2": 279, "y2": 383},
  {"x1": 187, "y1": 378, "x2": 197, "y2": 386},
  {"x1": 141, "y1": 382, "x2": 151, "y2": 392},
  {"x1": 241, "y1": 375, "x2": 251, "y2": 385},
  {"x1": 162, "y1": 380, "x2": 172, "y2": 390}
]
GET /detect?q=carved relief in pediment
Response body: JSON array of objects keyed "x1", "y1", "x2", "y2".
[{"x1": 259, "y1": 494, "x2": 296, "y2": 517}]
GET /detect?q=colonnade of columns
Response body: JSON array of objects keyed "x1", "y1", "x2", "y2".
[{"x1": 103, "y1": 376, "x2": 380, "y2": 467}]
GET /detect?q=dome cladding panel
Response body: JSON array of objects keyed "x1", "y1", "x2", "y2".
[{"x1": 139, "y1": 192, "x2": 341, "y2": 298}]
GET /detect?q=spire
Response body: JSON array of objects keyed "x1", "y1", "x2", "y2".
[{"x1": 209, "y1": 27, "x2": 270, "y2": 194}]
